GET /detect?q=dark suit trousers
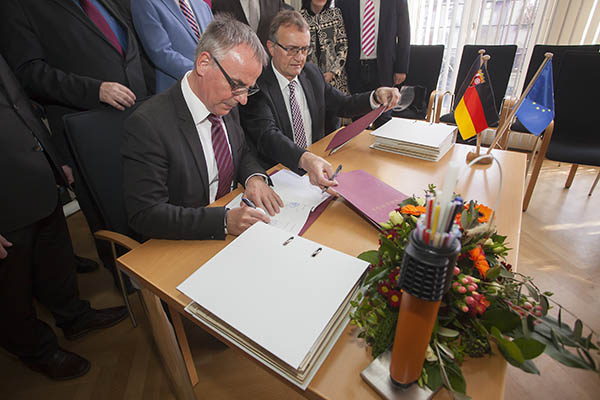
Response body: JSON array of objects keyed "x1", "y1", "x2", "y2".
[
  {"x1": 0, "y1": 197, "x2": 90, "y2": 362},
  {"x1": 351, "y1": 59, "x2": 392, "y2": 128}
]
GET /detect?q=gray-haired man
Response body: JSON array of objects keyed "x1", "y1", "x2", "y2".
[{"x1": 122, "y1": 15, "x2": 283, "y2": 240}]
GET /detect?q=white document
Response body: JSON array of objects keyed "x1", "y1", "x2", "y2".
[
  {"x1": 227, "y1": 170, "x2": 330, "y2": 234},
  {"x1": 177, "y1": 222, "x2": 369, "y2": 371},
  {"x1": 370, "y1": 118, "x2": 457, "y2": 149}
]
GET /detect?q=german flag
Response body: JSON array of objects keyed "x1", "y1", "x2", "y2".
[{"x1": 454, "y1": 59, "x2": 499, "y2": 140}]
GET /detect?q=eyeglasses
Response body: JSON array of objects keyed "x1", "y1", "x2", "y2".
[
  {"x1": 275, "y1": 42, "x2": 312, "y2": 57},
  {"x1": 210, "y1": 54, "x2": 260, "y2": 97}
]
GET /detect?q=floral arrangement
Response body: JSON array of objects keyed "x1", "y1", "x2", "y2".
[{"x1": 350, "y1": 185, "x2": 599, "y2": 398}]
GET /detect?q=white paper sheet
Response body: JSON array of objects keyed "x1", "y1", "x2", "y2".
[{"x1": 226, "y1": 170, "x2": 330, "y2": 234}]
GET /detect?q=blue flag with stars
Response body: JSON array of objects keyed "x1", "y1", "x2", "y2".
[{"x1": 515, "y1": 60, "x2": 554, "y2": 136}]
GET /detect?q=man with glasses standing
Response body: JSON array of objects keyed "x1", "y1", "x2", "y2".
[
  {"x1": 121, "y1": 15, "x2": 283, "y2": 240},
  {"x1": 240, "y1": 10, "x2": 400, "y2": 189}
]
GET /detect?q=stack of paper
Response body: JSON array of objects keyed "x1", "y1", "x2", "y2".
[
  {"x1": 370, "y1": 118, "x2": 457, "y2": 161},
  {"x1": 177, "y1": 222, "x2": 369, "y2": 389},
  {"x1": 227, "y1": 169, "x2": 331, "y2": 235}
]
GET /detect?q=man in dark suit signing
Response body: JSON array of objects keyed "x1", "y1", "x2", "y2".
[
  {"x1": 122, "y1": 16, "x2": 283, "y2": 240},
  {"x1": 0, "y1": 53, "x2": 128, "y2": 380},
  {"x1": 240, "y1": 10, "x2": 400, "y2": 188},
  {"x1": 0, "y1": 0, "x2": 149, "y2": 284}
]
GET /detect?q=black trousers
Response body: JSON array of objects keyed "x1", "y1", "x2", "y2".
[
  {"x1": 351, "y1": 59, "x2": 392, "y2": 128},
  {"x1": 0, "y1": 198, "x2": 90, "y2": 362}
]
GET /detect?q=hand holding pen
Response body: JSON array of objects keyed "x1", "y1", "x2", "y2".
[{"x1": 321, "y1": 164, "x2": 342, "y2": 193}]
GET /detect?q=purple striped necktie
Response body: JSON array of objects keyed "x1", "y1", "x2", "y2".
[
  {"x1": 179, "y1": 0, "x2": 200, "y2": 39},
  {"x1": 78, "y1": 0, "x2": 123, "y2": 55},
  {"x1": 361, "y1": 0, "x2": 376, "y2": 56},
  {"x1": 207, "y1": 114, "x2": 234, "y2": 199},
  {"x1": 288, "y1": 81, "x2": 308, "y2": 149}
]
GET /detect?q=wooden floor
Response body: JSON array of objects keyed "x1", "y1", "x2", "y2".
[{"x1": 1, "y1": 160, "x2": 598, "y2": 400}]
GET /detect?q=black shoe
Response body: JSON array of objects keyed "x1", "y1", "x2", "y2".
[
  {"x1": 63, "y1": 306, "x2": 128, "y2": 340},
  {"x1": 24, "y1": 348, "x2": 90, "y2": 380},
  {"x1": 75, "y1": 255, "x2": 99, "y2": 273}
]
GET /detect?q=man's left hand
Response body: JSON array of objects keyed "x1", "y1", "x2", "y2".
[
  {"x1": 298, "y1": 152, "x2": 338, "y2": 194},
  {"x1": 375, "y1": 87, "x2": 402, "y2": 112},
  {"x1": 244, "y1": 176, "x2": 284, "y2": 216},
  {"x1": 393, "y1": 73, "x2": 407, "y2": 85}
]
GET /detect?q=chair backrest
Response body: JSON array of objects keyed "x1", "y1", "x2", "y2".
[
  {"x1": 545, "y1": 51, "x2": 600, "y2": 166},
  {"x1": 454, "y1": 44, "x2": 517, "y2": 113},
  {"x1": 521, "y1": 44, "x2": 600, "y2": 94},
  {"x1": 64, "y1": 102, "x2": 144, "y2": 238},
  {"x1": 402, "y1": 45, "x2": 445, "y2": 96}
]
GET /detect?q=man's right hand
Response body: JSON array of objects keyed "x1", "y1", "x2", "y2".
[
  {"x1": 99, "y1": 82, "x2": 136, "y2": 111},
  {"x1": 226, "y1": 206, "x2": 270, "y2": 236},
  {"x1": 0, "y1": 234, "x2": 13, "y2": 259}
]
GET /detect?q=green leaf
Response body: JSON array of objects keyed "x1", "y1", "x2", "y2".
[
  {"x1": 366, "y1": 312, "x2": 378, "y2": 325},
  {"x1": 572, "y1": 319, "x2": 583, "y2": 339},
  {"x1": 540, "y1": 295, "x2": 549, "y2": 315},
  {"x1": 423, "y1": 362, "x2": 443, "y2": 392},
  {"x1": 499, "y1": 268, "x2": 514, "y2": 279},
  {"x1": 438, "y1": 327, "x2": 460, "y2": 338},
  {"x1": 518, "y1": 359, "x2": 541, "y2": 375},
  {"x1": 491, "y1": 327, "x2": 525, "y2": 365},
  {"x1": 544, "y1": 342, "x2": 595, "y2": 370},
  {"x1": 444, "y1": 361, "x2": 467, "y2": 394},
  {"x1": 437, "y1": 342, "x2": 455, "y2": 360},
  {"x1": 525, "y1": 283, "x2": 539, "y2": 302},
  {"x1": 486, "y1": 266, "x2": 502, "y2": 281},
  {"x1": 513, "y1": 337, "x2": 546, "y2": 360},
  {"x1": 358, "y1": 250, "x2": 380, "y2": 266},
  {"x1": 481, "y1": 309, "x2": 521, "y2": 333}
]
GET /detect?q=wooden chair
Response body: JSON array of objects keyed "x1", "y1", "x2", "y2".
[
  {"x1": 523, "y1": 51, "x2": 600, "y2": 211},
  {"x1": 392, "y1": 44, "x2": 444, "y2": 122},
  {"x1": 63, "y1": 105, "x2": 200, "y2": 389}
]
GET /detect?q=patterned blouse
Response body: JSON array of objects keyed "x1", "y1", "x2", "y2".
[{"x1": 300, "y1": 7, "x2": 349, "y2": 94}]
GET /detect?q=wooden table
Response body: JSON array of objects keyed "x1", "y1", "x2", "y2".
[{"x1": 118, "y1": 130, "x2": 526, "y2": 400}]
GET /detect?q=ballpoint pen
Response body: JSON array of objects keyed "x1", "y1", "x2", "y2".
[
  {"x1": 241, "y1": 197, "x2": 257, "y2": 208},
  {"x1": 321, "y1": 164, "x2": 343, "y2": 193}
]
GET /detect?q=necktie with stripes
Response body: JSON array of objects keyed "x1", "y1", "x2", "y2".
[
  {"x1": 179, "y1": 0, "x2": 200, "y2": 39},
  {"x1": 288, "y1": 81, "x2": 308, "y2": 149},
  {"x1": 361, "y1": 0, "x2": 376, "y2": 56},
  {"x1": 207, "y1": 114, "x2": 234, "y2": 199},
  {"x1": 79, "y1": 0, "x2": 123, "y2": 55}
]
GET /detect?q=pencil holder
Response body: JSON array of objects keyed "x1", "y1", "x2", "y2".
[{"x1": 389, "y1": 231, "x2": 460, "y2": 386}]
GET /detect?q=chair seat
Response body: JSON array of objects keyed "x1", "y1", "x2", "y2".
[
  {"x1": 546, "y1": 124, "x2": 600, "y2": 167},
  {"x1": 440, "y1": 112, "x2": 455, "y2": 124},
  {"x1": 392, "y1": 108, "x2": 427, "y2": 120}
]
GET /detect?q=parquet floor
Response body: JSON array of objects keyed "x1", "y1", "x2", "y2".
[{"x1": 0, "y1": 160, "x2": 598, "y2": 400}]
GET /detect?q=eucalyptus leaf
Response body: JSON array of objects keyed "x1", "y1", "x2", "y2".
[
  {"x1": 437, "y1": 342, "x2": 455, "y2": 360},
  {"x1": 499, "y1": 268, "x2": 514, "y2": 278},
  {"x1": 513, "y1": 337, "x2": 546, "y2": 360},
  {"x1": 573, "y1": 319, "x2": 583, "y2": 340},
  {"x1": 438, "y1": 327, "x2": 460, "y2": 338},
  {"x1": 525, "y1": 283, "x2": 540, "y2": 302},
  {"x1": 518, "y1": 359, "x2": 541, "y2": 375},
  {"x1": 544, "y1": 342, "x2": 595, "y2": 370},
  {"x1": 486, "y1": 266, "x2": 502, "y2": 281},
  {"x1": 540, "y1": 295, "x2": 549, "y2": 315}
]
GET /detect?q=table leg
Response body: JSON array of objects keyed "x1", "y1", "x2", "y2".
[
  {"x1": 169, "y1": 304, "x2": 200, "y2": 386},
  {"x1": 140, "y1": 288, "x2": 196, "y2": 400}
]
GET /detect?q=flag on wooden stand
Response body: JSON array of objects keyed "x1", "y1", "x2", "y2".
[
  {"x1": 515, "y1": 59, "x2": 554, "y2": 136},
  {"x1": 454, "y1": 59, "x2": 499, "y2": 140}
]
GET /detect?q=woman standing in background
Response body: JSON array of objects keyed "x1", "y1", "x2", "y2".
[{"x1": 300, "y1": 0, "x2": 349, "y2": 94}]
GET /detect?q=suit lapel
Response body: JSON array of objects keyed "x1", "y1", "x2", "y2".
[
  {"x1": 161, "y1": 0, "x2": 197, "y2": 41},
  {"x1": 169, "y1": 82, "x2": 210, "y2": 199},
  {"x1": 263, "y1": 65, "x2": 294, "y2": 141},
  {"x1": 298, "y1": 68, "x2": 319, "y2": 140},
  {"x1": 52, "y1": 0, "x2": 125, "y2": 58}
]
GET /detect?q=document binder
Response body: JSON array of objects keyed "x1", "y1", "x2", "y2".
[{"x1": 177, "y1": 222, "x2": 369, "y2": 389}]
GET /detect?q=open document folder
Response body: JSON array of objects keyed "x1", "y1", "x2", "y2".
[
  {"x1": 177, "y1": 222, "x2": 369, "y2": 389},
  {"x1": 227, "y1": 169, "x2": 332, "y2": 235}
]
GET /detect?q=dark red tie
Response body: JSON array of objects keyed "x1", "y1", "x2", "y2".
[
  {"x1": 207, "y1": 114, "x2": 234, "y2": 199},
  {"x1": 79, "y1": 0, "x2": 124, "y2": 56}
]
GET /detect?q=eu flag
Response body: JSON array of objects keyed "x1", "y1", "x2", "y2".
[{"x1": 515, "y1": 60, "x2": 554, "y2": 136}]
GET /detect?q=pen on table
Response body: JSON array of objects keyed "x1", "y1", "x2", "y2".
[{"x1": 321, "y1": 164, "x2": 343, "y2": 193}]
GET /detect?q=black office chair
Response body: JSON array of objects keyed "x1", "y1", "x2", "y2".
[
  {"x1": 393, "y1": 45, "x2": 444, "y2": 121},
  {"x1": 434, "y1": 45, "x2": 517, "y2": 133},
  {"x1": 64, "y1": 103, "x2": 144, "y2": 326},
  {"x1": 523, "y1": 51, "x2": 600, "y2": 210}
]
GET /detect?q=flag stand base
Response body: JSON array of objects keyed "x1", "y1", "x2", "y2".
[{"x1": 466, "y1": 150, "x2": 493, "y2": 164}]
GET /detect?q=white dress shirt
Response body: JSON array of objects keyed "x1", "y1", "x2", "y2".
[
  {"x1": 359, "y1": 0, "x2": 380, "y2": 60},
  {"x1": 181, "y1": 71, "x2": 233, "y2": 203},
  {"x1": 272, "y1": 61, "x2": 314, "y2": 146}
]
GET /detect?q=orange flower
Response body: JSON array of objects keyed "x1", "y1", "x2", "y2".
[
  {"x1": 475, "y1": 204, "x2": 493, "y2": 223},
  {"x1": 469, "y1": 247, "x2": 489, "y2": 277},
  {"x1": 400, "y1": 204, "x2": 427, "y2": 216}
]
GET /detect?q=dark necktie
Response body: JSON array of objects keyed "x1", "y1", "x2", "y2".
[
  {"x1": 79, "y1": 0, "x2": 123, "y2": 55},
  {"x1": 288, "y1": 81, "x2": 307, "y2": 149},
  {"x1": 179, "y1": 0, "x2": 200, "y2": 39},
  {"x1": 207, "y1": 114, "x2": 234, "y2": 199}
]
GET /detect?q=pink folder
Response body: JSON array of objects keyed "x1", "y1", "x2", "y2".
[
  {"x1": 325, "y1": 106, "x2": 385, "y2": 154},
  {"x1": 334, "y1": 170, "x2": 408, "y2": 228}
]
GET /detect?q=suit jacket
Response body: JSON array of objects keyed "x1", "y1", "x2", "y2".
[
  {"x1": 132, "y1": 0, "x2": 213, "y2": 92},
  {"x1": 211, "y1": 0, "x2": 289, "y2": 46},
  {"x1": 239, "y1": 62, "x2": 372, "y2": 170},
  {"x1": 337, "y1": 0, "x2": 410, "y2": 92},
  {"x1": 0, "y1": 54, "x2": 67, "y2": 233},
  {"x1": 0, "y1": 0, "x2": 148, "y2": 163},
  {"x1": 122, "y1": 80, "x2": 265, "y2": 240}
]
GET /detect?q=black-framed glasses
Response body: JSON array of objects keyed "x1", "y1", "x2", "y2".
[
  {"x1": 210, "y1": 54, "x2": 260, "y2": 97},
  {"x1": 275, "y1": 42, "x2": 312, "y2": 57}
]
